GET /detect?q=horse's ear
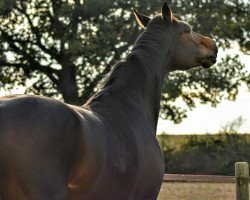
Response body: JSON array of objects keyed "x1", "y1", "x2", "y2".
[
  {"x1": 133, "y1": 9, "x2": 150, "y2": 28},
  {"x1": 161, "y1": 1, "x2": 172, "y2": 23}
]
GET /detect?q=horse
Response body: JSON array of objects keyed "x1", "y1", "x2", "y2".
[{"x1": 0, "y1": 2, "x2": 217, "y2": 200}]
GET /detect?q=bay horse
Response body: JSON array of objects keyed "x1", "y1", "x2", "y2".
[{"x1": 0, "y1": 2, "x2": 217, "y2": 200}]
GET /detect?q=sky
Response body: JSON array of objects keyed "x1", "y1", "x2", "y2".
[{"x1": 157, "y1": 87, "x2": 250, "y2": 134}]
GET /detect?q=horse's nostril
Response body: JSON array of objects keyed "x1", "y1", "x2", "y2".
[
  {"x1": 208, "y1": 56, "x2": 217, "y2": 63},
  {"x1": 208, "y1": 56, "x2": 215, "y2": 59}
]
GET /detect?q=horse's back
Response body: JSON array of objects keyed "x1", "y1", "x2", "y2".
[{"x1": 0, "y1": 95, "x2": 82, "y2": 199}]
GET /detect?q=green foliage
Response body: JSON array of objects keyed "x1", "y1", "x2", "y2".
[
  {"x1": 0, "y1": 0, "x2": 249, "y2": 120},
  {"x1": 0, "y1": 0, "x2": 16, "y2": 15},
  {"x1": 159, "y1": 133, "x2": 250, "y2": 175}
]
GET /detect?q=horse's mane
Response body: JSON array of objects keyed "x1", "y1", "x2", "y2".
[
  {"x1": 85, "y1": 61, "x2": 127, "y2": 105},
  {"x1": 86, "y1": 13, "x2": 180, "y2": 106},
  {"x1": 99, "y1": 61, "x2": 127, "y2": 88}
]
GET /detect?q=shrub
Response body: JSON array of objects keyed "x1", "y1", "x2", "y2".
[{"x1": 161, "y1": 134, "x2": 250, "y2": 175}]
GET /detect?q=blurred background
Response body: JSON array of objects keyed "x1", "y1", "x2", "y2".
[{"x1": 0, "y1": 0, "x2": 249, "y2": 176}]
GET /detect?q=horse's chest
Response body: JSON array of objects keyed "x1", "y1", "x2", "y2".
[
  {"x1": 69, "y1": 121, "x2": 164, "y2": 200},
  {"x1": 100, "y1": 128, "x2": 164, "y2": 198}
]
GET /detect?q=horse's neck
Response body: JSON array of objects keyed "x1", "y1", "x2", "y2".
[
  {"x1": 87, "y1": 26, "x2": 170, "y2": 132},
  {"x1": 131, "y1": 27, "x2": 170, "y2": 76},
  {"x1": 127, "y1": 27, "x2": 170, "y2": 130}
]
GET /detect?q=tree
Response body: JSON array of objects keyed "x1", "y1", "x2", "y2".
[
  {"x1": 0, "y1": 0, "x2": 249, "y2": 122},
  {"x1": 0, "y1": 0, "x2": 16, "y2": 15},
  {"x1": 0, "y1": 0, "x2": 135, "y2": 104}
]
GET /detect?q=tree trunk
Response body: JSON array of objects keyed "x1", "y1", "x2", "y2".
[{"x1": 57, "y1": 63, "x2": 82, "y2": 105}]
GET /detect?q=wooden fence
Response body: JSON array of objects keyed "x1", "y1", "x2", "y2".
[{"x1": 163, "y1": 162, "x2": 249, "y2": 200}]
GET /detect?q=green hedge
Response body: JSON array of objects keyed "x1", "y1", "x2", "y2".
[{"x1": 158, "y1": 134, "x2": 250, "y2": 176}]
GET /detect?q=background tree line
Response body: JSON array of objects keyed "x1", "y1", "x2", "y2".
[
  {"x1": 0, "y1": 0, "x2": 249, "y2": 123},
  {"x1": 158, "y1": 117, "x2": 250, "y2": 175},
  {"x1": 158, "y1": 133, "x2": 250, "y2": 175}
]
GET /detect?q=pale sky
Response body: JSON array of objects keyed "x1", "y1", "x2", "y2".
[{"x1": 157, "y1": 87, "x2": 250, "y2": 134}]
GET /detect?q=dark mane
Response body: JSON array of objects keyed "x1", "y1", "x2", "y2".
[
  {"x1": 85, "y1": 61, "x2": 127, "y2": 105},
  {"x1": 98, "y1": 62, "x2": 126, "y2": 89}
]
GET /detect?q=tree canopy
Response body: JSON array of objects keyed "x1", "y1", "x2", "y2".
[{"x1": 0, "y1": 0, "x2": 249, "y2": 123}]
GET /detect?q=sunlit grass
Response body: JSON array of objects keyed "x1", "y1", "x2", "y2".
[{"x1": 158, "y1": 183, "x2": 236, "y2": 200}]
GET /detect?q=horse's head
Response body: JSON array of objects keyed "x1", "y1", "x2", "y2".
[{"x1": 133, "y1": 2, "x2": 218, "y2": 71}]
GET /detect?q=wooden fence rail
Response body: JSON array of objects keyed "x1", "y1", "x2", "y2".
[
  {"x1": 163, "y1": 174, "x2": 236, "y2": 183},
  {"x1": 163, "y1": 162, "x2": 250, "y2": 200}
]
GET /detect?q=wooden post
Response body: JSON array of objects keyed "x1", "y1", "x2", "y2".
[{"x1": 235, "y1": 162, "x2": 249, "y2": 200}]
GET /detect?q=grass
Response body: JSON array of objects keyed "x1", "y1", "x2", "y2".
[{"x1": 158, "y1": 183, "x2": 236, "y2": 200}]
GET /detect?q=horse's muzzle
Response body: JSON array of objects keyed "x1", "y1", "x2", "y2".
[
  {"x1": 201, "y1": 54, "x2": 217, "y2": 68},
  {"x1": 200, "y1": 38, "x2": 218, "y2": 68}
]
